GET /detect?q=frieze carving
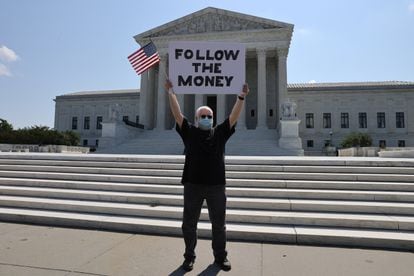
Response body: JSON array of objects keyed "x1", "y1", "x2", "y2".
[{"x1": 150, "y1": 14, "x2": 278, "y2": 37}]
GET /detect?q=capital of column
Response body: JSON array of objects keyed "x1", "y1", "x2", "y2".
[
  {"x1": 256, "y1": 47, "x2": 267, "y2": 59},
  {"x1": 276, "y1": 48, "x2": 288, "y2": 59}
]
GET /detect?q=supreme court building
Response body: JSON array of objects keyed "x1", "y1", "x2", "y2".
[{"x1": 54, "y1": 7, "x2": 414, "y2": 155}]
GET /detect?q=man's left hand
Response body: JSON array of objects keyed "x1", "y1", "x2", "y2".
[{"x1": 240, "y1": 83, "x2": 249, "y2": 98}]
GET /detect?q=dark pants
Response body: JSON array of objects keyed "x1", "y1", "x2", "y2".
[{"x1": 182, "y1": 182, "x2": 227, "y2": 262}]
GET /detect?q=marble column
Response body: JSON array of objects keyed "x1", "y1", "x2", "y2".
[
  {"x1": 257, "y1": 48, "x2": 267, "y2": 129},
  {"x1": 139, "y1": 71, "x2": 149, "y2": 128},
  {"x1": 173, "y1": 94, "x2": 185, "y2": 129},
  {"x1": 156, "y1": 53, "x2": 167, "y2": 130},
  {"x1": 238, "y1": 98, "x2": 246, "y2": 129},
  {"x1": 216, "y1": 94, "x2": 226, "y2": 124},
  {"x1": 177, "y1": 94, "x2": 185, "y2": 113},
  {"x1": 277, "y1": 48, "x2": 288, "y2": 122},
  {"x1": 147, "y1": 68, "x2": 155, "y2": 129},
  {"x1": 194, "y1": 94, "x2": 203, "y2": 117}
]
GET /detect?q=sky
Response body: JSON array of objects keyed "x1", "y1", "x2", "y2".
[{"x1": 1, "y1": 0, "x2": 413, "y2": 129}]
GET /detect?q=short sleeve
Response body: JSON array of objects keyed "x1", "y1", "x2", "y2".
[
  {"x1": 216, "y1": 118, "x2": 236, "y2": 142},
  {"x1": 176, "y1": 117, "x2": 190, "y2": 141}
]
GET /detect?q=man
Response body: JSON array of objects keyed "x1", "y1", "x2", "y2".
[{"x1": 165, "y1": 79, "x2": 249, "y2": 272}]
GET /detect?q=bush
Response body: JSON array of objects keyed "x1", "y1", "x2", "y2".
[
  {"x1": 0, "y1": 123, "x2": 80, "y2": 146},
  {"x1": 341, "y1": 132, "x2": 372, "y2": 148}
]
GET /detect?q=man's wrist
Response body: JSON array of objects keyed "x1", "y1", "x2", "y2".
[{"x1": 238, "y1": 95, "x2": 245, "y2": 100}]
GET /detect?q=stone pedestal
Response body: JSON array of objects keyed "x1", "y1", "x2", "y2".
[
  {"x1": 100, "y1": 121, "x2": 142, "y2": 148},
  {"x1": 278, "y1": 99, "x2": 303, "y2": 153},
  {"x1": 278, "y1": 119, "x2": 303, "y2": 150}
]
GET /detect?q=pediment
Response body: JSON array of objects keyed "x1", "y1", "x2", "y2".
[{"x1": 135, "y1": 7, "x2": 293, "y2": 41}]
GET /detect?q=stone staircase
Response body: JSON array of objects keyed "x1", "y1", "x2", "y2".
[
  {"x1": 98, "y1": 128, "x2": 301, "y2": 156},
  {"x1": 0, "y1": 153, "x2": 414, "y2": 251}
]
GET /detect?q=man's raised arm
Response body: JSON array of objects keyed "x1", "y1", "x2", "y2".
[
  {"x1": 229, "y1": 83, "x2": 249, "y2": 128},
  {"x1": 165, "y1": 79, "x2": 184, "y2": 129}
]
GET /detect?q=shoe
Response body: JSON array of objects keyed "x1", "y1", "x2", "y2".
[
  {"x1": 181, "y1": 259, "x2": 194, "y2": 272},
  {"x1": 214, "y1": 258, "x2": 231, "y2": 271}
]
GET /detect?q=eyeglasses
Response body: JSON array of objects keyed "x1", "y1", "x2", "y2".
[{"x1": 200, "y1": 115, "x2": 213, "y2": 119}]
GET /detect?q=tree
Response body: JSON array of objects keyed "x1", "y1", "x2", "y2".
[
  {"x1": 61, "y1": 131, "x2": 80, "y2": 146},
  {"x1": 341, "y1": 132, "x2": 372, "y2": 148},
  {"x1": 0, "y1": 123, "x2": 80, "y2": 146},
  {"x1": 0, "y1": 119, "x2": 13, "y2": 132}
]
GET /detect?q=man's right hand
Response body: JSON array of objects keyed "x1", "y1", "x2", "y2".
[
  {"x1": 165, "y1": 79, "x2": 173, "y2": 93},
  {"x1": 165, "y1": 79, "x2": 184, "y2": 128}
]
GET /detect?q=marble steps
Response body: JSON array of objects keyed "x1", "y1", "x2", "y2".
[
  {"x1": 0, "y1": 206, "x2": 414, "y2": 251},
  {"x1": 2, "y1": 171, "x2": 414, "y2": 198},
  {"x1": 1, "y1": 195, "x2": 414, "y2": 231},
  {"x1": 2, "y1": 153, "x2": 414, "y2": 167},
  {"x1": 3, "y1": 158, "x2": 414, "y2": 174},
  {"x1": 2, "y1": 176, "x2": 414, "y2": 193},
  {"x1": 98, "y1": 129, "x2": 293, "y2": 155},
  {"x1": 99, "y1": 130, "x2": 183, "y2": 154},
  {"x1": 0, "y1": 176, "x2": 414, "y2": 192},
  {"x1": 1, "y1": 179, "x2": 414, "y2": 203},
  {"x1": 1, "y1": 185, "x2": 414, "y2": 215},
  {"x1": 1, "y1": 153, "x2": 414, "y2": 250},
  {"x1": 1, "y1": 166, "x2": 414, "y2": 183},
  {"x1": 0, "y1": 153, "x2": 414, "y2": 169},
  {"x1": 226, "y1": 129, "x2": 289, "y2": 155}
]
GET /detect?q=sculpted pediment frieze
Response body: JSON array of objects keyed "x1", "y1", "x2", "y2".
[
  {"x1": 135, "y1": 8, "x2": 293, "y2": 41},
  {"x1": 150, "y1": 13, "x2": 279, "y2": 37}
]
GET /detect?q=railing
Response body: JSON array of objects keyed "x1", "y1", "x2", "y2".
[{"x1": 123, "y1": 119, "x2": 145, "y2": 129}]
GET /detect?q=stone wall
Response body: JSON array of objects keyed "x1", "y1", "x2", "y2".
[
  {"x1": 0, "y1": 144, "x2": 89, "y2": 153},
  {"x1": 289, "y1": 84, "x2": 414, "y2": 152}
]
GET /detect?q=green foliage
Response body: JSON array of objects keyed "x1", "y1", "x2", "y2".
[
  {"x1": 0, "y1": 119, "x2": 13, "y2": 132},
  {"x1": 341, "y1": 132, "x2": 373, "y2": 148},
  {"x1": 0, "y1": 123, "x2": 80, "y2": 146}
]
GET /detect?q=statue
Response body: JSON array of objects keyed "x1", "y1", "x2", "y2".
[
  {"x1": 109, "y1": 104, "x2": 120, "y2": 122},
  {"x1": 281, "y1": 99, "x2": 297, "y2": 120}
]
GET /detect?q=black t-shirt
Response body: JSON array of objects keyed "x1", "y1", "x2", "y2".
[{"x1": 176, "y1": 118, "x2": 235, "y2": 185}]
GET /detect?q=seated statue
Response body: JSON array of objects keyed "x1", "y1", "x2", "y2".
[
  {"x1": 281, "y1": 99, "x2": 297, "y2": 120},
  {"x1": 109, "y1": 104, "x2": 120, "y2": 122}
]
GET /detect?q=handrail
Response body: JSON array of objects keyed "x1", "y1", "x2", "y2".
[{"x1": 123, "y1": 118, "x2": 144, "y2": 129}]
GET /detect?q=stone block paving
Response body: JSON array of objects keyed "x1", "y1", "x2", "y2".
[{"x1": 0, "y1": 222, "x2": 413, "y2": 276}]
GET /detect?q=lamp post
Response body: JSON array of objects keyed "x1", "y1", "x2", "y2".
[
  {"x1": 329, "y1": 131, "x2": 333, "y2": 146},
  {"x1": 326, "y1": 131, "x2": 337, "y2": 156}
]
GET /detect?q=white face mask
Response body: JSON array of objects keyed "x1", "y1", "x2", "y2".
[{"x1": 198, "y1": 117, "x2": 213, "y2": 130}]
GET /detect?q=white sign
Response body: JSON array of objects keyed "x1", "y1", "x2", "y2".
[{"x1": 168, "y1": 41, "x2": 245, "y2": 94}]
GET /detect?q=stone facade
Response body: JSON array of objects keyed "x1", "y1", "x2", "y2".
[
  {"x1": 289, "y1": 81, "x2": 414, "y2": 153},
  {"x1": 54, "y1": 81, "x2": 414, "y2": 154},
  {"x1": 135, "y1": 7, "x2": 293, "y2": 132},
  {"x1": 54, "y1": 89, "x2": 139, "y2": 147},
  {"x1": 53, "y1": 7, "x2": 414, "y2": 155}
]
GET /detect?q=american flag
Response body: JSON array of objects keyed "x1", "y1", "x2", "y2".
[{"x1": 128, "y1": 42, "x2": 160, "y2": 75}]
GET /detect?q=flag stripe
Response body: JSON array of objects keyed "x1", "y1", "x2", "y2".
[
  {"x1": 127, "y1": 42, "x2": 160, "y2": 75},
  {"x1": 129, "y1": 51, "x2": 145, "y2": 64},
  {"x1": 135, "y1": 54, "x2": 159, "y2": 71},
  {"x1": 129, "y1": 52, "x2": 145, "y2": 66},
  {"x1": 130, "y1": 52, "x2": 146, "y2": 66},
  {"x1": 136, "y1": 58, "x2": 159, "y2": 74},
  {"x1": 134, "y1": 56, "x2": 159, "y2": 73}
]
